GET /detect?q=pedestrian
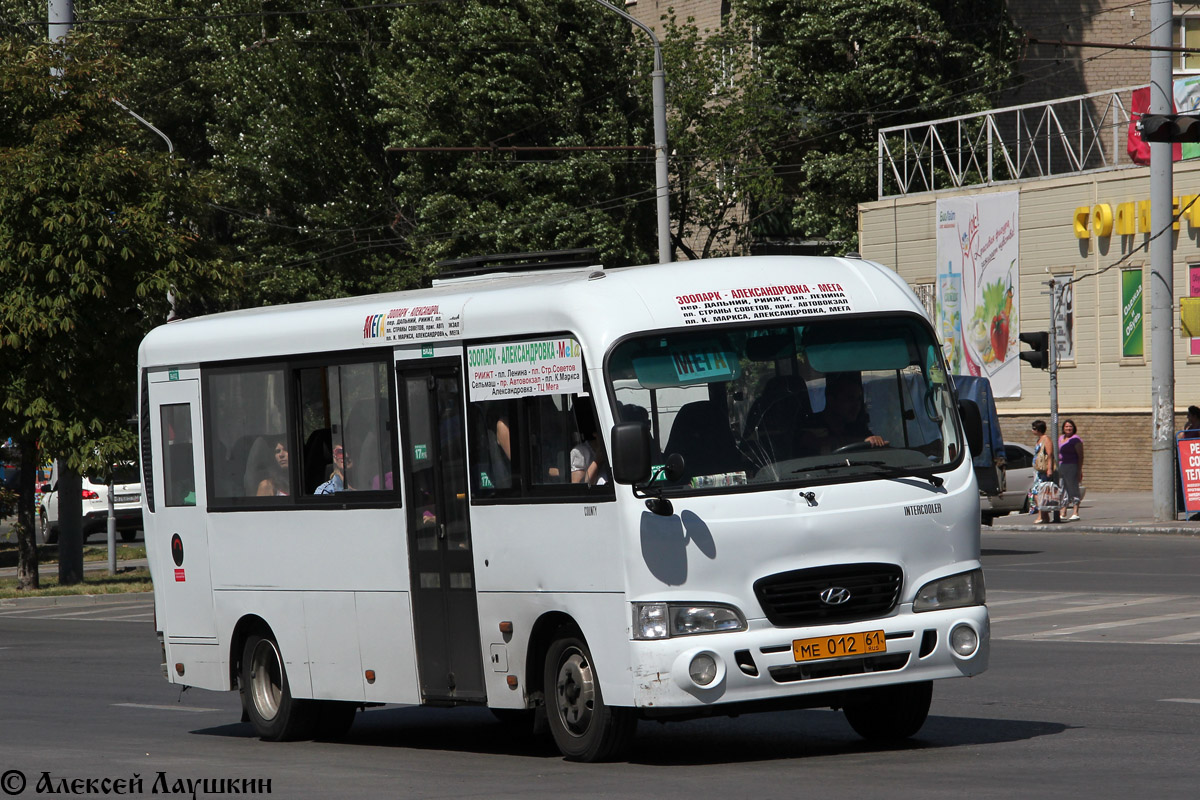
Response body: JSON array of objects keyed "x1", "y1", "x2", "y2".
[
  {"x1": 1058, "y1": 419, "x2": 1084, "y2": 521},
  {"x1": 1028, "y1": 419, "x2": 1059, "y2": 524}
]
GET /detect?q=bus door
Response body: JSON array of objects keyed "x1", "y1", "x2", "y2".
[
  {"x1": 146, "y1": 374, "x2": 216, "y2": 641},
  {"x1": 396, "y1": 361, "x2": 485, "y2": 702}
]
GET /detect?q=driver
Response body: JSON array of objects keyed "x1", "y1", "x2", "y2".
[{"x1": 809, "y1": 371, "x2": 888, "y2": 453}]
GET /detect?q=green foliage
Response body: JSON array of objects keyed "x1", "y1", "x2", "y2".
[
  {"x1": 736, "y1": 0, "x2": 1021, "y2": 249},
  {"x1": 660, "y1": 12, "x2": 784, "y2": 259},
  {"x1": 0, "y1": 34, "x2": 226, "y2": 469},
  {"x1": 376, "y1": 0, "x2": 655, "y2": 272}
]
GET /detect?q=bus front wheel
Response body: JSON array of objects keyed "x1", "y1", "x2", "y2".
[
  {"x1": 240, "y1": 633, "x2": 313, "y2": 741},
  {"x1": 842, "y1": 680, "x2": 933, "y2": 741},
  {"x1": 543, "y1": 632, "x2": 636, "y2": 762}
]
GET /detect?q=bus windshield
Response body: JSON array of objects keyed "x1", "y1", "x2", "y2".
[{"x1": 607, "y1": 316, "x2": 962, "y2": 491}]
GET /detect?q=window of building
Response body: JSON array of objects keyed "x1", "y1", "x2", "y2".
[{"x1": 1179, "y1": 15, "x2": 1200, "y2": 73}]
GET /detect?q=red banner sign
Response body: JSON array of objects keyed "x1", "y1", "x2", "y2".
[{"x1": 1177, "y1": 436, "x2": 1200, "y2": 513}]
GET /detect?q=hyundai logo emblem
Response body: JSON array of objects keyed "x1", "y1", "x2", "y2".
[{"x1": 819, "y1": 586, "x2": 852, "y2": 606}]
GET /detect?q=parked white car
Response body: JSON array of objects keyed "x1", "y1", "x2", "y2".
[
  {"x1": 983, "y1": 441, "x2": 1037, "y2": 520},
  {"x1": 39, "y1": 463, "x2": 143, "y2": 545}
]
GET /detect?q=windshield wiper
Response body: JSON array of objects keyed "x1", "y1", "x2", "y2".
[{"x1": 793, "y1": 460, "x2": 944, "y2": 488}]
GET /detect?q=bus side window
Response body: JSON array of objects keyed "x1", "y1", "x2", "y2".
[
  {"x1": 298, "y1": 361, "x2": 395, "y2": 495},
  {"x1": 160, "y1": 404, "x2": 196, "y2": 507}
]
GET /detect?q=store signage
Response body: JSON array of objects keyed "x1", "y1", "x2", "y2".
[
  {"x1": 1121, "y1": 268, "x2": 1144, "y2": 358},
  {"x1": 1073, "y1": 198, "x2": 1191, "y2": 239},
  {"x1": 1177, "y1": 435, "x2": 1200, "y2": 514}
]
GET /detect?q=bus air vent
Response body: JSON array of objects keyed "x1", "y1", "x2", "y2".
[{"x1": 753, "y1": 563, "x2": 903, "y2": 627}]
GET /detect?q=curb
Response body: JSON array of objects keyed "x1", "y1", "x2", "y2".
[
  {"x1": 0, "y1": 590, "x2": 152, "y2": 609},
  {"x1": 989, "y1": 523, "x2": 1200, "y2": 536}
]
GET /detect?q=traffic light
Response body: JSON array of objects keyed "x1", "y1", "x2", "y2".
[
  {"x1": 1137, "y1": 114, "x2": 1200, "y2": 143},
  {"x1": 1019, "y1": 331, "x2": 1049, "y2": 370}
]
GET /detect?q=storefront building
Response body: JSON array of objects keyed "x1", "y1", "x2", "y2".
[{"x1": 860, "y1": 154, "x2": 1200, "y2": 492}]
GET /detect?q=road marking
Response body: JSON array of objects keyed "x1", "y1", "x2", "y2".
[
  {"x1": 987, "y1": 593, "x2": 1088, "y2": 607},
  {"x1": 1160, "y1": 698, "x2": 1200, "y2": 705},
  {"x1": 113, "y1": 703, "x2": 220, "y2": 713},
  {"x1": 990, "y1": 595, "x2": 1178, "y2": 623},
  {"x1": 1022, "y1": 610, "x2": 1200, "y2": 637},
  {"x1": 1148, "y1": 630, "x2": 1200, "y2": 643}
]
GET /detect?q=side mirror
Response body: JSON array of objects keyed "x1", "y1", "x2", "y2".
[
  {"x1": 610, "y1": 422, "x2": 652, "y2": 485},
  {"x1": 39, "y1": 483, "x2": 52, "y2": 494},
  {"x1": 958, "y1": 398, "x2": 984, "y2": 458}
]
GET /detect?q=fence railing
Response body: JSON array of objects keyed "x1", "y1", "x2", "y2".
[{"x1": 878, "y1": 86, "x2": 1145, "y2": 198}]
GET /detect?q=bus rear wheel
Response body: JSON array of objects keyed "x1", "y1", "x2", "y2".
[
  {"x1": 240, "y1": 633, "x2": 314, "y2": 741},
  {"x1": 842, "y1": 680, "x2": 933, "y2": 741},
  {"x1": 543, "y1": 632, "x2": 636, "y2": 762}
]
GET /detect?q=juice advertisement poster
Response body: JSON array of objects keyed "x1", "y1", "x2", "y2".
[{"x1": 935, "y1": 192, "x2": 1021, "y2": 398}]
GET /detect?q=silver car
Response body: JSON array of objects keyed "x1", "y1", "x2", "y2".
[{"x1": 984, "y1": 442, "x2": 1036, "y2": 520}]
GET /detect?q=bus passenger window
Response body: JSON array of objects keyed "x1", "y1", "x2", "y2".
[
  {"x1": 298, "y1": 361, "x2": 394, "y2": 495},
  {"x1": 204, "y1": 366, "x2": 287, "y2": 502},
  {"x1": 468, "y1": 392, "x2": 614, "y2": 500},
  {"x1": 160, "y1": 404, "x2": 196, "y2": 506}
]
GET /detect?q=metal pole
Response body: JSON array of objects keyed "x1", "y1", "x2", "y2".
[
  {"x1": 1049, "y1": 280, "x2": 1060, "y2": 463},
  {"x1": 106, "y1": 477, "x2": 117, "y2": 574},
  {"x1": 1150, "y1": 0, "x2": 1177, "y2": 521},
  {"x1": 590, "y1": 0, "x2": 672, "y2": 263}
]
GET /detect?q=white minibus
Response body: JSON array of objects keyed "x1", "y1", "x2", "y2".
[{"x1": 138, "y1": 254, "x2": 988, "y2": 761}]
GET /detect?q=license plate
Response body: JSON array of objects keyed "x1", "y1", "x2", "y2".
[
  {"x1": 115, "y1": 494, "x2": 139, "y2": 504},
  {"x1": 792, "y1": 630, "x2": 886, "y2": 662}
]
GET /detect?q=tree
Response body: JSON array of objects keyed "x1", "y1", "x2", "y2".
[
  {"x1": 736, "y1": 0, "x2": 1021, "y2": 251},
  {"x1": 375, "y1": 0, "x2": 657, "y2": 274},
  {"x1": 660, "y1": 12, "x2": 785, "y2": 259},
  {"x1": 0, "y1": 34, "x2": 226, "y2": 588}
]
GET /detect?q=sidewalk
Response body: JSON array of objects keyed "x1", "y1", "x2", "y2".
[{"x1": 988, "y1": 490, "x2": 1200, "y2": 535}]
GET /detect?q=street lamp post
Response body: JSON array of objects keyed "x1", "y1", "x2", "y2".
[{"x1": 591, "y1": 0, "x2": 672, "y2": 264}]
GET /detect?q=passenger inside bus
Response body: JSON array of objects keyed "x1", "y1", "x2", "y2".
[
  {"x1": 806, "y1": 371, "x2": 888, "y2": 453},
  {"x1": 248, "y1": 436, "x2": 290, "y2": 496},
  {"x1": 314, "y1": 445, "x2": 353, "y2": 494},
  {"x1": 570, "y1": 398, "x2": 609, "y2": 487}
]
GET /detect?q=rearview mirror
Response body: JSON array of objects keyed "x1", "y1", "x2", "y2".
[
  {"x1": 610, "y1": 422, "x2": 652, "y2": 485},
  {"x1": 958, "y1": 399, "x2": 983, "y2": 458}
]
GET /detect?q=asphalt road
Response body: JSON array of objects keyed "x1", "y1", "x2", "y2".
[{"x1": 0, "y1": 529, "x2": 1197, "y2": 799}]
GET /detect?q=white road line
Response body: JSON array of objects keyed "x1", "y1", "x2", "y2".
[
  {"x1": 987, "y1": 593, "x2": 1088, "y2": 607},
  {"x1": 990, "y1": 595, "x2": 1179, "y2": 623},
  {"x1": 112, "y1": 703, "x2": 220, "y2": 713},
  {"x1": 1147, "y1": 630, "x2": 1200, "y2": 643},
  {"x1": 1024, "y1": 610, "x2": 1200, "y2": 637},
  {"x1": 1160, "y1": 698, "x2": 1200, "y2": 705},
  {"x1": 33, "y1": 604, "x2": 152, "y2": 619}
]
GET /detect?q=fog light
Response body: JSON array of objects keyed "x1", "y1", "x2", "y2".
[
  {"x1": 689, "y1": 653, "x2": 718, "y2": 686},
  {"x1": 950, "y1": 624, "x2": 978, "y2": 657}
]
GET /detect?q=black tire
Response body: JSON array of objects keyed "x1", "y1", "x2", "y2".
[
  {"x1": 312, "y1": 701, "x2": 357, "y2": 741},
  {"x1": 843, "y1": 680, "x2": 933, "y2": 741},
  {"x1": 120, "y1": 530, "x2": 137, "y2": 543},
  {"x1": 544, "y1": 631, "x2": 636, "y2": 762},
  {"x1": 239, "y1": 632, "x2": 314, "y2": 741},
  {"x1": 40, "y1": 511, "x2": 58, "y2": 545}
]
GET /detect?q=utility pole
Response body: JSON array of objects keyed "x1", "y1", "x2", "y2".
[
  {"x1": 591, "y1": 0, "x2": 672, "y2": 264},
  {"x1": 1150, "y1": 0, "x2": 1177, "y2": 521},
  {"x1": 1048, "y1": 280, "x2": 1060, "y2": 461}
]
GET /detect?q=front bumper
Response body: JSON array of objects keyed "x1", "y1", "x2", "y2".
[{"x1": 629, "y1": 604, "x2": 988, "y2": 710}]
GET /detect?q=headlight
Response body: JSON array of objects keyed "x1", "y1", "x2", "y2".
[
  {"x1": 913, "y1": 569, "x2": 986, "y2": 612},
  {"x1": 632, "y1": 603, "x2": 746, "y2": 639}
]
